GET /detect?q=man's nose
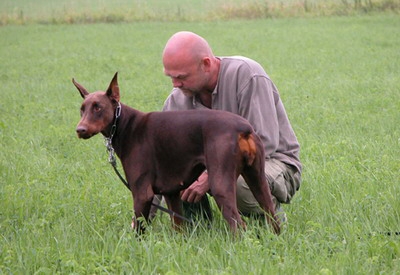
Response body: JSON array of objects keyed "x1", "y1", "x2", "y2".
[{"x1": 172, "y1": 78, "x2": 183, "y2": 88}]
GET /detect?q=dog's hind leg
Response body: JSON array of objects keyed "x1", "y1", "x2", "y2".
[
  {"x1": 238, "y1": 133, "x2": 281, "y2": 234},
  {"x1": 206, "y1": 143, "x2": 245, "y2": 232},
  {"x1": 211, "y1": 180, "x2": 245, "y2": 232},
  {"x1": 242, "y1": 169, "x2": 280, "y2": 234},
  {"x1": 241, "y1": 161, "x2": 281, "y2": 234}
]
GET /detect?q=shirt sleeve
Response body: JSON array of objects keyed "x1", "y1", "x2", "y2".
[{"x1": 237, "y1": 74, "x2": 280, "y2": 158}]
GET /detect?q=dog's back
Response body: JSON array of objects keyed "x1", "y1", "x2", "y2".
[{"x1": 141, "y1": 108, "x2": 258, "y2": 164}]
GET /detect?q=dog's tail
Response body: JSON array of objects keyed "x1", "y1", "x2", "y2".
[{"x1": 238, "y1": 132, "x2": 257, "y2": 166}]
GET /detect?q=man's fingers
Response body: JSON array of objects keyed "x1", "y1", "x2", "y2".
[
  {"x1": 181, "y1": 187, "x2": 202, "y2": 203},
  {"x1": 181, "y1": 189, "x2": 189, "y2": 201}
]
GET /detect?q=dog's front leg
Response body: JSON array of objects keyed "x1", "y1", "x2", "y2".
[
  {"x1": 164, "y1": 193, "x2": 184, "y2": 230},
  {"x1": 132, "y1": 194, "x2": 153, "y2": 234}
]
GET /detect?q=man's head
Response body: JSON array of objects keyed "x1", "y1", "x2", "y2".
[{"x1": 162, "y1": 31, "x2": 219, "y2": 96}]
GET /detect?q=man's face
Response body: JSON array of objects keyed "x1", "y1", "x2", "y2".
[{"x1": 163, "y1": 56, "x2": 208, "y2": 97}]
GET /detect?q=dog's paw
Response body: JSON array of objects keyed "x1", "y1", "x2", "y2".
[{"x1": 131, "y1": 216, "x2": 135, "y2": 230}]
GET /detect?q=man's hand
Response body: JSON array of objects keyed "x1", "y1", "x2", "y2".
[{"x1": 180, "y1": 171, "x2": 209, "y2": 203}]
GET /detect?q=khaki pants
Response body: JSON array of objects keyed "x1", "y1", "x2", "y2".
[{"x1": 236, "y1": 159, "x2": 301, "y2": 215}]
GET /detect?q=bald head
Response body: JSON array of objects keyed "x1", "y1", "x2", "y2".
[
  {"x1": 163, "y1": 31, "x2": 214, "y2": 65},
  {"x1": 162, "y1": 31, "x2": 220, "y2": 99}
]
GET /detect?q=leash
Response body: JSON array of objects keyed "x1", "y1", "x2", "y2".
[{"x1": 104, "y1": 103, "x2": 192, "y2": 224}]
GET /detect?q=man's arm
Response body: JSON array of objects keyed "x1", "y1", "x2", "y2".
[{"x1": 237, "y1": 75, "x2": 281, "y2": 158}]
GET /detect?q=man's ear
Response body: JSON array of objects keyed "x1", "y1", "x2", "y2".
[{"x1": 201, "y1": 57, "x2": 212, "y2": 72}]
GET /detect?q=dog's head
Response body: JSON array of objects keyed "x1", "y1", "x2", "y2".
[{"x1": 72, "y1": 72, "x2": 120, "y2": 139}]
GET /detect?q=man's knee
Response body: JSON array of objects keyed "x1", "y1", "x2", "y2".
[
  {"x1": 234, "y1": 159, "x2": 302, "y2": 214},
  {"x1": 267, "y1": 161, "x2": 301, "y2": 204}
]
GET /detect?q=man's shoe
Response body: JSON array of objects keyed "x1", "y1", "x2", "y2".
[{"x1": 274, "y1": 200, "x2": 287, "y2": 224}]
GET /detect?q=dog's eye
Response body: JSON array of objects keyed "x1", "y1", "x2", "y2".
[{"x1": 93, "y1": 103, "x2": 101, "y2": 112}]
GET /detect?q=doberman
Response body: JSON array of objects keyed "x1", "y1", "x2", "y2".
[{"x1": 73, "y1": 72, "x2": 280, "y2": 235}]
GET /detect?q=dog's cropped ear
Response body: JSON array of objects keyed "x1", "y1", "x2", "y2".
[
  {"x1": 72, "y1": 78, "x2": 89, "y2": 99},
  {"x1": 106, "y1": 72, "x2": 120, "y2": 103}
]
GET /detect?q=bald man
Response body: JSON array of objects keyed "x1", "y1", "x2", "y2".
[{"x1": 161, "y1": 31, "x2": 301, "y2": 224}]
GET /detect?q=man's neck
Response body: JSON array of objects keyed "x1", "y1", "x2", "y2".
[
  {"x1": 199, "y1": 57, "x2": 220, "y2": 108},
  {"x1": 198, "y1": 92, "x2": 212, "y2": 108}
]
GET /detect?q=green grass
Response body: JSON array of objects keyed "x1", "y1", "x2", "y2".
[{"x1": 1, "y1": 13, "x2": 400, "y2": 274}]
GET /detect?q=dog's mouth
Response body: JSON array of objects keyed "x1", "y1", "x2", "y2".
[
  {"x1": 76, "y1": 126, "x2": 97, "y2": 139},
  {"x1": 77, "y1": 133, "x2": 94, "y2": 139}
]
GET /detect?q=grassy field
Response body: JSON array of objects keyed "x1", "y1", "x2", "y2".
[{"x1": 0, "y1": 4, "x2": 399, "y2": 275}]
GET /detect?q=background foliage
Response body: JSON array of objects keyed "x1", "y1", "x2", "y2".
[{"x1": 0, "y1": 0, "x2": 399, "y2": 24}]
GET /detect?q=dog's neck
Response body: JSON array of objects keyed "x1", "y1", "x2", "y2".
[
  {"x1": 102, "y1": 102, "x2": 121, "y2": 166},
  {"x1": 102, "y1": 102, "x2": 121, "y2": 139},
  {"x1": 105, "y1": 103, "x2": 145, "y2": 160}
]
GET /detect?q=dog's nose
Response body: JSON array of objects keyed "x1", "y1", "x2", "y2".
[{"x1": 76, "y1": 126, "x2": 87, "y2": 136}]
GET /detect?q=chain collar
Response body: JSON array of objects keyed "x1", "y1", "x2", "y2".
[{"x1": 104, "y1": 102, "x2": 121, "y2": 166}]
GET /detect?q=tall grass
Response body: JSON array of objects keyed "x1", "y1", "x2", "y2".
[
  {"x1": 0, "y1": 12, "x2": 399, "y2": 274},
  {"x1": 0, "y1": 0, "x2": 399, "y2": 25}
]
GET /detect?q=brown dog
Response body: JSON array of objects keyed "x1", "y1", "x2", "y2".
[{"x1": 73, "y1": 72, "x2": 280, "y2": 234}]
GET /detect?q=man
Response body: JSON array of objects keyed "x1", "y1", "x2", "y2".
[{"x1": 161, "y1": 31, "x2": 301, "y2": 223}]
